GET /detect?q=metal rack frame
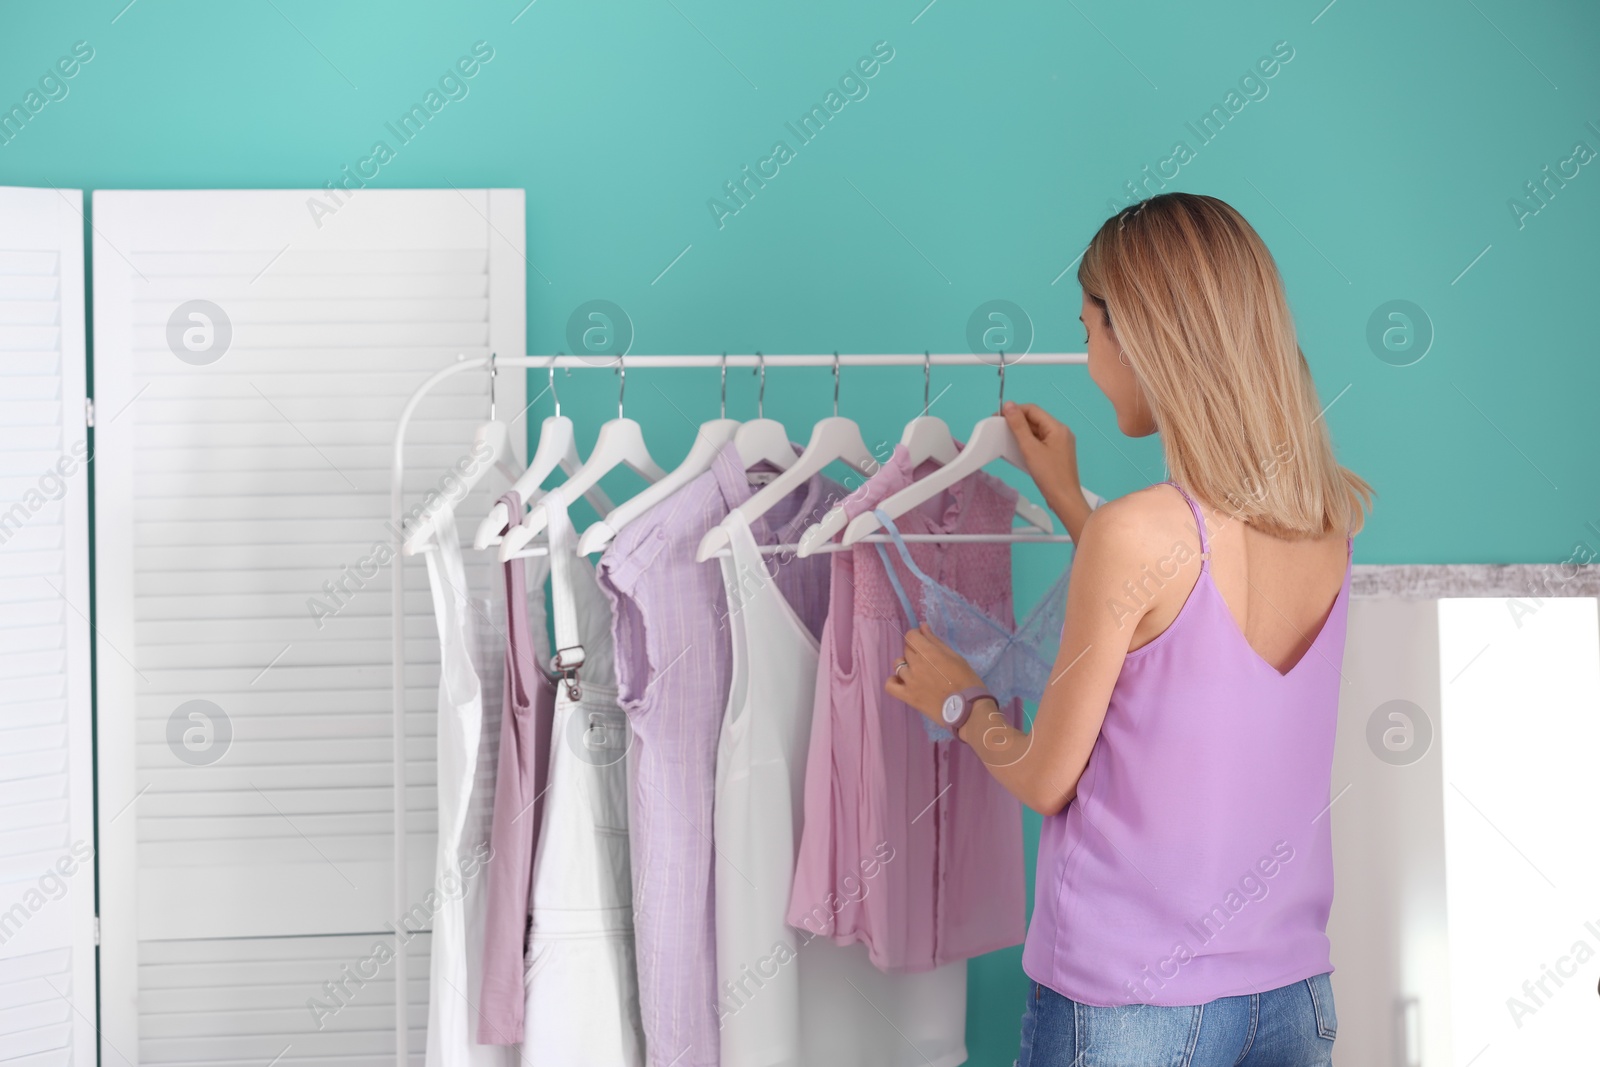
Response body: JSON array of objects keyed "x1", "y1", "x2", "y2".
[{"x1": 385, "y1": 351, "x2": 1086, "y2": 1060}]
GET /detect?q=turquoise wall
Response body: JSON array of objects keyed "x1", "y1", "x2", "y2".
[{"x1": 6, "y1": 0, "x2": 1597, "y2": 1061}]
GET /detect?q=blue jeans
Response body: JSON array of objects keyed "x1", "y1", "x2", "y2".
[{"x1": 1016, "y1": 973, "x2": 1337, "y2": 1067}]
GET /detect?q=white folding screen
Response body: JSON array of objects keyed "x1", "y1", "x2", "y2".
[
  {"x1": 0, "y1": 186, "x2": 98, "y2": 1067},
  {"x1": 91, "y1": 189, "x2": 526, "y2": 1065}
]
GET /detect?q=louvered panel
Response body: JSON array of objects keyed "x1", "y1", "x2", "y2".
[
  {"x1": 0, "y1": 333, "x2": 60, "y2": 353},
  {"x1": 0, "y1": 412, "x2": 59, "y2": 435},
  {"x1": 135, "y1": 471, "x2": 490, "y2": 500},
  {"x1": 137, "y1": 593, "x2": 438, "y2": 621},
  {"x1": 0, "y1": 948, "x2": 76, "y2": 1066},
  {"x1": 0, "y1": 187, "x2": 95, "y2": 1066},
  {"x1": 93, "y1": 189, "x2": 526, "y2": 1060},
  {"x1": 137, "y1": 296, "x2": 490, "y2": 324},
  {"x1": 128, "y1": 422, "x2": 480, "y2": 448},
  {"x1": 137, "y1": 441, "x2": 490, "y2": 473},
  {"x1": 135, "y1": 353, "x2": 502, "y2": 379},
  {"x1": 136, "y1": 934, "x2": 431, "y2": 1066},
  {"x1": 0, "y1": 433, "x2": 62, "y2": 457},
  {"x1": 141, "y1": 274, "x2": 489, "y2": 300},
  {"x1": 128, "y1": 249, "x2": 489, "y2": 277},
  {"x1": 131, "y1": 392, "x2": 491, "y2": 426}
]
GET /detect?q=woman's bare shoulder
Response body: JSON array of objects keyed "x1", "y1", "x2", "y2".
[{"x1": 1078, "y1": 484, "x2": 1203, "y2": 561}]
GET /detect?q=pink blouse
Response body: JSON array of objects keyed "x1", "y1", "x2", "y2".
[{"x1": 787, "y1": 445, "x2": 1027, "y2": 972}]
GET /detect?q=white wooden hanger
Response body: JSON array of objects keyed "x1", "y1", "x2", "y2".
[
  {"x1": 839, "y1": 355, "x2": 1063, "y2": 548},
  {"x1": 730, "y1": 352, "x2": 797, "y2": 471},
  {"x1": 474, "y1": 359, "x2": 613, "y2": 550},
  {"x1": 796, "y1": 354, "x2": 1055, "y2": 557},
  {"x1": 501, "y1": 358, "x2": 665, "y2": 561},
  {"x1": 404, "y1": 357, "x2": 522, "y2": 556},
  {"x1": 899, "y1": 351, "x2": 960, "y2": 467},
  {"x1": 577, "y1": 354, "x2": 741, "y2": 555},
  {"x1": 696, "y1": 353, "x2": 879, "y2": 562},
  {"x1": 405, "y1": 422, "x2": 513, "y2": 556},
  {"x1": 796, "y1": 352, "x2": 952, "y2": 558}
]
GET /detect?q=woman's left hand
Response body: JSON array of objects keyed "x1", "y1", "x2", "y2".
[{"x1": 884, "y1": 623, "x2": 984, "y2": 725}]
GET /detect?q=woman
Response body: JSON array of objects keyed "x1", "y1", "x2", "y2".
[{"x1": 887, "y1": 192, "x2": 1371, "y2": 1067}]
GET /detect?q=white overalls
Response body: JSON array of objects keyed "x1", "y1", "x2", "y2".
[{"x1": 523, "y1": 489, "x2": 645, "y2": 1065}]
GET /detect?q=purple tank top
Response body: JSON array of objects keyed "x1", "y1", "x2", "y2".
[
  {"x1": 1022, "y1": 481, "x2": 1352, "y2": 1007},
  {"x1": 478, "y1": 490, "x2": 557, "y2": 1042}
]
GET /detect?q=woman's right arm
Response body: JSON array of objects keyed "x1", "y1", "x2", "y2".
[
  {"x1": 947, "y1": 497, "x2": 1166, "y2": 814},
  {"x1": 1001, "y1": 401, "x2": 1094, "y2": 542}
]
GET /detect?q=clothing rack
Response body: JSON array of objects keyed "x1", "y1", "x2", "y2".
[{"x1": 385, "y1": 351, "x2": 1085, "y2": 1061}]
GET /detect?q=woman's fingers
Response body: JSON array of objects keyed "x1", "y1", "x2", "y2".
[
  {"x1": 1003, "y1": 403, "x2": 1069, "y2": 472},
  {"x1": 884, "y1": 651, "x2": 919, "y2": 705},
  {"x1": 912, "y1": 625, "x2": 955, "y2": 660},
  {"x1": 1020, "y1": 402, "x2": 1066, "y2": 440},
  {"x1": 1034, "y1": 402, "x2": 1072, "y2": 437},
  {"x1": 914, "y1": 625, "x2": 961, "y2": 655},
  {"x1": 1002, "y1": 401, "x2": 1041, "y2": 446},
  {"x1": 901, "y1": 637, "x2": 957, "y2": 692}
]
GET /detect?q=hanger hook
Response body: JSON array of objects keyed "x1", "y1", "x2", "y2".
[
  {"x1": 720, "y1": 352, "x2": 728, "y2": 419},
  {"x1": 997, "y1": 350, "x2": 1006, "y2": 405},
  {"x1": 548, "y1": 355, "x2": 561, "y2": 418},
  {"x1": 755, "y1": 351, "x2": 766, "y2": 419},
  {"x1": 923, "y1": 350, "x2": 931, "y2": 416},
  {"x1": 616, "y1": 357, "x2": 626, "y2": 420},
  {"x1": 488, "y1": 351, "x2": 497, "y2": 422},
  {"x1": 832, "y1": 351, "x2": 841, "y2": 418}
]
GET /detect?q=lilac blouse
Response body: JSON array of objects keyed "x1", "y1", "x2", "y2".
[{"x1": 598, "y1": 442, "x2": 840, "y2": 1067}]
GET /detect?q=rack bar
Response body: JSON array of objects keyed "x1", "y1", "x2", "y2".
[
  {"x1": 482, "y1": 352, "x2": 1085, "y2": 368},
  {"x1": 502, "y1": 532, "x2": 1079, "y2": 563}
]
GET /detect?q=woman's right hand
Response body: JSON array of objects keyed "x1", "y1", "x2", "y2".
[{"x1": 1002, "y1": 401, "x2": 1092, "y2": 542}]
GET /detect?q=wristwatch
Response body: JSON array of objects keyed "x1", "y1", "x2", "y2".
[{"x1": 940, "y1": 686, "x2": 996, "y2": 735}]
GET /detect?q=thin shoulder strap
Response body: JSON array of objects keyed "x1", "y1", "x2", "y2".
[
  {"x1": 1163, "y1": 481, "x2": 1210, "y2": 560},
  {"x1": 873, "y1": 542, "x2": 919, "y2": 628},
  {"x1": 495, "y1": 490, "x2": 534, "y2": 704},
  {"x1": 872, "y1": 509, "x2": 938, "y2": 583},
  {"x1": 496, "y1": 489, "x2": 522, "y2": 531},
  {"x1": 869, "y1": 509, "x2": 930, "y2": 629}
]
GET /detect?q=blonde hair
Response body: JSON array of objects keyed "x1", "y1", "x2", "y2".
[{"x1": 1079, "y1": 193, "x2": 1371, "y2": 539}]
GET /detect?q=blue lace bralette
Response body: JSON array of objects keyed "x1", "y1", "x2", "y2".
[{"x1": 871, "y1": 508, "x2": 1071, "y2": 741}]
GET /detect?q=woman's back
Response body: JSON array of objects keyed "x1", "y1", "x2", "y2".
[
  {"x1": 1020, "y1": 481, "x2": 1354, "y2": 1007},
  {"x1": 1128, "y1": 483, "x2": 1355, "y2": 673}
]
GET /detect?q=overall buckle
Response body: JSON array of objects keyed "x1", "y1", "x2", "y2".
[{"x1": 550, "y1": 645, "x2": 586, "y2": 702}]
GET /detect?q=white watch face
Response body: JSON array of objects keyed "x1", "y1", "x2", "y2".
[{"x1": 941, "y1": 693, "x2": 964, "y2": 725}]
